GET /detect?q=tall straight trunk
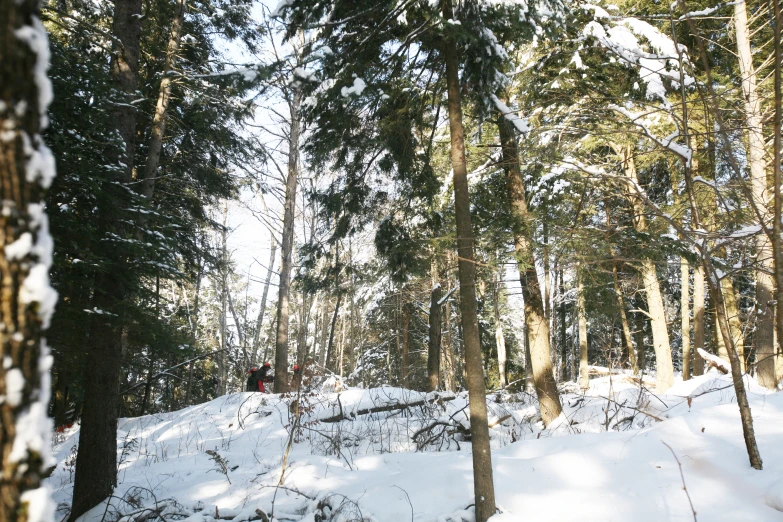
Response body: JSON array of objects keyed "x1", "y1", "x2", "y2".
[
  {"x1": 692, "y1": 266, "x2": 706, "y2": 375},
  {"x1": 325, "y1": 292, "x2": 342, "y2": 371},
  {"x1": 733, "y1": 0, "x2": 778, "y2": 388},
  {"x1": 493, "y1": 269, "x2": 507, "y2": 387},
  {"x1": 54, "y1": 369, "x2": 69, "y2": 427},
  {"x1": 720, "y1": 276, "x2": 745, "y2": 370},
  {"x1": 497, "y1": 108, "x2": 562, "y2": 424},
  {"x1": 524, "y1": 327, "x2": 535, "y2": 392},
  {"x1": 559, "y1": 270, "x2": 568, "y2": 380},
  {"x1": 140, "y1": 0, "x2": 186, "y2": 200},
  {"x1": 0, "y1": 3, "x2": 57, "y2": 518},
  {"x1": 273, "y1": 87, "x2": 301, "y2": 393},
  {"x1": 443, "y1": 5, "x2": 496, "y2": 518},
  {"x1": 253, "y1": 241, "x2": 276, "y2": 363},
  {"x1": 428, "y1": 281, "x2": 443, "y2": 391},
  {"x1": 681, "y1": 259, "x2": 692, "y2": 379},
  {"x1": 607, "y1": 208, "x2": 637, "y2": 372},
  {"x1": 402, "y1": 302, "x2": 411, "y2": 388},
  {"x1": 71, "y1": 0, "x2": 141, "y2": 518},
  {"x1": 318, "y1": 299, "x2": 330, "y2": 367},
  {"x1": 577, "y1": 271, "x2": 590, "y2": 390},
  {"x1": 443, "y1": 282, "x2": 456, "y2": 391},
  {"x1": 773, "y1": 0, "x2": 783, "y2": 387},
  {"x1": 616, "y1": 144, "x2": 674, "y2": 391}
]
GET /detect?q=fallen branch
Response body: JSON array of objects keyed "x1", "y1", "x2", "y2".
[
  {"x1": 319, "y1": 393, "x2": 455, "y2": 423},
  {"x1": 696, "y1": 348, "x2": 729, "y2": 374}
]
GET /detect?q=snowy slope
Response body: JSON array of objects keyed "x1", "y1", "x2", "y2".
[{"x1": 48, "y1": 371, "x2": 783, "y2": 522}]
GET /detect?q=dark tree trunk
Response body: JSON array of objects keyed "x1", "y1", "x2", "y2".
[
  {"x1": 428, "y1": 285, "x2": 442, "y2": 391},
  {"x1": 402, "y1": 302, "x2": 411, "y2": 388},
  {"x1": 0, "y1": 1, "x2": 58, "y2": 519},
  {"x1": 71, "y1": 1, "x2": 142, "y2": 518},
  {"x1": 442, "y1": 3, "x2": 496, "y2": 519}
]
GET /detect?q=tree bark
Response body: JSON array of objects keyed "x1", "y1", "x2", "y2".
[
  {"x1": 497, "y1": 107, "x2": 562, "y2": 424},
  {"x1": 325, "y1": 292, "x2": 342, "y2": 371},
  {"x1": 443, "y1": 281, "x2": 456, "y2": 391},
  {"x1": 577, "y1": 270, "x2": 590, "y2": 390},
  {"x1": 681, "y1": 259, "x2": 691, "y2": 380},
  {"x1": 720, "y1": 276, "x2": 745, "y2": 371},
  {"x1": 616, "y1": 144, "x2": 674, "y2": 391},
  {"x1": 493, "y1": 268, "x2": 507, "y2": 388},
  {"x1": 140, "y1": 0, "x2": 186, "y2": 200},
  {"x1": 733, "y1": 0, "x2": 778, "y2": 388},
  {"x1": 442, "y1": 5, "x2": 496, "y2": 518},
  {"x1": 273, "y1": 87, "x2": 301, "y2": 393},
  {"x1": 402, "y1": 301, "x2": 411, "y2": 388},
  {"x1": 428, "y1": 282, "x2": 443, "y2": 392},
  {"x1": 692, "y1": 266, "x2": 706, "y2": 376},
  {"x1": 0, "y1": 2, "x2": 57, "y2": 519},
  {"x1": 71, "y1": 1, "x2": 142, "y2": 518},
  {"x1": 252, "y1": 242, "x2": 276, "y2": 363}
]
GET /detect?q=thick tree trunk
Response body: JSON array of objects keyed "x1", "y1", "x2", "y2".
[
  {"x1": 402, "y1": 302, "x2": 411, "y2": 388},
  {"x1": 71, "y1": 1, "x2": 142, "y2": 518},
  {"x1": 614, "y1": 265, "x2": 637, "y2": 372},
  {"x1": 497, "y1": 108, "x2": 562, "y2": 424},
  {"x1": 578, "y1": 272, "x2": 590, "y2": 390},
  {"x1": 442, "y1": 5, "x2": 496, "y2": 518},
  {"x1": 428, "y1": 283, "x2": 443, "y2": 391},
  {"x1": 681, "y1": 259, "x2": 691, "y2": 380},
  {"x1": 0, "y1": 3, "x2": 57, "y2": 519},
  {"x1": 734, "y1": 0, "x2": 778, "y2": 388},
  {"x1": 720, "y1": 276, "x2": 745, "y2": 371},
  {"x1": 273, "y1": 88, "x2": 301, "y2": 393}
]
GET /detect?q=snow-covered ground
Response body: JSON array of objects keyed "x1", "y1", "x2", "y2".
[{"x1": 49, "y1": 371, "x2": 783, "y2": 522}]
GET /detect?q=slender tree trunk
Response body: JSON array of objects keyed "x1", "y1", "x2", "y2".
[
  {"x1": 559, "y1": 270, "x2": 568, "y2": 380},
  {"x1": 274, "y1": 88, "x2": 301, "y2": 393},
  {"x1": 524, "y1": 327, "x2": 535, "y2": 393},
  {"x1": 54, "y1": 369, "x2": 69, "y2": 427},
  {"x1": 71, "y1": 1, "x2": 141, "y2": 517},
  {"x1": 607, "y1": 208, "x2": 637, "y2": 372},
  {"x1": 578, "y1": 271, "x2": 590, "y2": 390},
  {"x1": 734, "y1": 0, "x2": 778, "y2": 388},
  {"x1": 253, "y1": 242, "x2": 276, "y2": 363},
  {"x1": 140, "y1": 0, "x2": 186, "y2": 200},
  {"x1": 497, "y1": 108, "x2": 562, "y2": 424},
  {"x1": 616, "y1": 144, "x2": 674, "y2": 391},
  {"x1": 0, "y1": 3, "x2": 57, "y2": 518},
  {"x1": 720, "y1": 276, "x2": 745, "y2": 370},
  {"x1": 681, "y1": 259, "x2": 692, "y2": 380},
  {"x1": 428, "y1": 281, "x2": 443, "y2": 392},
  {"x1": 402, "y1": 302, "x2": 411, "y2": 388},
  {"x1": 443, "y1": 6, "x2": 496, "y2": 518},
  {"x1": 443, "y1": 281, "x2": 456, "y2": 391},
  {"x1": 692, "y1": 266, "x2": 706, "y2": 376},
  {"x1": 318, "y1": 299, "x2": 330, "y2": 367},
  {"x1": 493, "y1": 268, "x2": 507, "y2": 387},
  {"x1": 325, "y1": 292, "x2": 342, "y2": 371}
]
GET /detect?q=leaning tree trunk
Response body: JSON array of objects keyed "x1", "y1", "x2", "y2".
[
  {"x1": 443, "y1": 4, "x2": 496, "y2": 519},
  {"x1": 734, "y1": 0, "x2": 778, "y2": 388},
  {"x1": 252, "y1": 241, "x2": 276, "y2": 363},
  {"x1": 140, "y1": 0, "x2": 186, "y2": 201},
  {"x1": 577, "y1": 271, "x2": 590, "y2": 390},
  {"x1": 273, "y1": 87, "x2": 301, "y2": 393},
  {"x1": 497, "y1": 108, "x2": 562, "y2": 424},
  {"x1": 71, "y1": 1, "x2": 142, "y2": 518},
  {"x1": 617, "y1": 144, "x2": 674, "y2": 391},
  {"x1": 0, "y1": 2, "x2": 58, "y2": 519}
]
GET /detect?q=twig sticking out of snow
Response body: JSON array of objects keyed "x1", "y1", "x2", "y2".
[{"x1": 662, "y1": 441, "x2": 698, "y2": 521}]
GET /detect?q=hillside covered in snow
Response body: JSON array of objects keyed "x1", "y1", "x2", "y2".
[{"x1": 49, "y1": 372, "x2": 783, "y2": 522}]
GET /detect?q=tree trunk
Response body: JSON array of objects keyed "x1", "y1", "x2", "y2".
[
  {"x1": 493, "y1": 268, "x2": 507, "y2": 387},
  {"x1": 692, "y1": 266, "x2": 706, "y2": 376},
  {"x1": 0, "y1": 3, "x2": 57, "y2": 518},
  {"x1": 617, "y1": 144, "x2": 674, "y2": 391},
  {"x1": 720, "y1": 276, "x2": 745, "y2": 371},
  {"x1": 71, "y1": 0, "x2": 142, "y2": 518},
  {"x1": 252, "y1": 242, "x2": 276, "y2": 363},
  {"x1": 524, "y1": 327, "x2": 535, "y2": 393},
  {"x1": 497, "y1": 107, "x2": 562, "y2": 424},
  {"x1": 443, "y1": 282, "x2": 456, "y2": 391},
  {"x1": 402, "y1": 301, "x2": 411, "y2": 388},
  {"x1": 443, "y1": 5, "x2": 496, "y2": 518},
  {"x1": 681, "y1": 259, "x2": 691, "y2": 380},
  {"x1": 428, "y1": 282, "x2": 443, "y2": 392},
  {"x1": 54, "y1": 369, "x2": 69, "y2": 427},
  {"x1": 559, "y1": 270, "x2": 568, "y2": 380},
  {"x1": 273, "y1": 87, "x2": 301, "y2": 393},
  {"x1": 578, "y1": 271, "x2": 590, "y2": 390},
  {"x1": 607, "y1": 208, "x2": 637, "y2": 373},
  {"x1": 733, "y1": 0, "x2": 778, "y2": 388},
  {"x1": 140, "y1": 0, "x2": 186, "y2": 200},
  {"x1": 325, "y1": 292, "x2": 342, "y2": 371}
]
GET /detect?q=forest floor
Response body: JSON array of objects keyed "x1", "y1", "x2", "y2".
[{"x1": 49, "y1": 371, "x2": 783, "y2": 522}]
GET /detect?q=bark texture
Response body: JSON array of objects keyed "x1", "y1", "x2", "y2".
[
  {"x1": 578, "y1": 272, "x2": 590, "y2": 390},
  {"x1": 692, "y1": 265, "x2": 706, "y2": 376},
  {"x1": 428, "y1": 284, "x2": 442, "y2": 391},
  {"x1": 0, "y1": 2, "x2": 56, "y2": 520},
  {"x1": 273, "y1": 88, "x2": 301, "y2": 393},
  {"x1": 442, "y1": 5, "x2": 496, "y2": 518},
  {"x1": 681, "y1": 259, "x2": 691, "y2": 380},
  {"x1": 497, "y1": 110, "x2": 562, "y2": 424}
]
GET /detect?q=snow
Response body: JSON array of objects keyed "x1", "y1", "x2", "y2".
[
  {"x1": 5, "y1": 232, "x2": 33, "y2": 261},
  {"x1": 5, "y1": 368, "x2": 25, "y2": 407},
  {"x1": 490, "y1": 94, "x2": 530, "y2": 134},
  {"x1": 340, "y1": 77, "x2": 367, "y2": 97},
  {"x1": 48, "y1": 372, "x2": 783, "y2": 522}
]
